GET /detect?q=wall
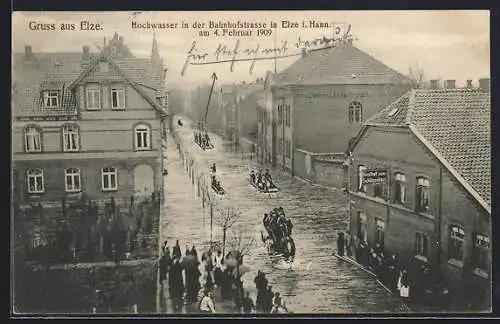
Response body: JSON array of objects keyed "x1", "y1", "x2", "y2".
[
  {"x1": 292, "y1": 84, "x2": 411, "y2": 154},
  {"x1": 349, "y1": 125, "x2": 491, "y2": 309},
  {"x1": 312, "y1": 158, "x2": 346, "y2": 188},
  {"x1": 14, "y1": 156, "x2": 160, "y2": 207},
  {"x1": 293, "y1": 149, "x2": 309, "y2": 180}
]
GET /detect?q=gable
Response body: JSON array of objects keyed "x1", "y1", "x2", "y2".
[
  {"x1": 77, "y1": 60, "x2": 124, "y2": 84},
  {"x1": 354, "y1": 126, "x2": 435, "y2": 167}
]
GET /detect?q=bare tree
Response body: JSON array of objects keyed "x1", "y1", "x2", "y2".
[
  {"x1": 227, "y1": 227, "x2": 256, "y2": 308},
  {"x1": 408, "y1": 63, "x2": 426, "y2": 89},
  {"x1": 216, "y1": 207, "x2": 241, "y2": 257}
]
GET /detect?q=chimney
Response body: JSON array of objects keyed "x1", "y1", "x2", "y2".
[
  {"x1": 478, "y1": 78, "x2": 490, "y2": 91},
  {"x1": 301, "y1": 47, "x2": 307, "y2": 58},
  {"x1": 81, "y1": 46, "x2": 90, "y2": 69},
  {"x1": 445, "y1": 80, "x2": 456, "y2": 89},
  {"x1": 25, "y1": 45, "x2": 32, "y2": 60},
  {"x1": 430, "y1": 80, "x2": 438, "y2": 89},
  {"x1": 466, "y1": 79, "x2": 473, "y2": 89}
]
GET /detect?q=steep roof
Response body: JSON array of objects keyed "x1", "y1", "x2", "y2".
[
  {"x1": 12, "y1": 53, "x2": 88, "y2": 118},
  {"x1": 12, "y1": 51, "x2": 166, "y2": 118},
  {"x1": 363, "y1": 88, "x2": 491, "y2": 212},
  {"x1": 275, "y1": 43, "x2": 412, "y2": 86}
]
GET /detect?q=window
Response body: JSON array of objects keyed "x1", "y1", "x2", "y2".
[
  {"x1": 285, "y1": 139, "x2": 291, "y2": 158},
  {"x1": 24, "y1": 126, "x2": 42, "y2": 152},
  {"x1": 357, "y1": 165, "x2": 367, "y2": 192},
  {"x1": 285, "y1": 105, "x2": 291, "y2": 127},
  {"x1": 43, "y1": 91, "x2": 59, "y2": 107},
  {"x1": 101, "y1": 167, "x2": 117, "y2": 191},
  {"x1": 394, "y1": 173, "x2": 406, "y2": 204},
  {"x1": 86, "y1": 87, "x2": 101, "y2": 110},
  {"x1": 416, "y1": 177, "x2": 430, "y2": 212},
  {"x1": 62, "y1": 125, "x2": 79, "y2": 152},
  {"x1": 65, "y1": 168, "x2": 81, "y2": 193},
  {"x1": 357, "y1": 212, "x2": 367, "y2": 242},
  {"x1": 278, "y1": 105, "x2": 283, "y2": 125},
  {"x1": 415, "y1": 232, "x2": 429, "y2": 260},
  {"x1": 277, "y1": 138, "x2": 282, "y2": 156},
  {"x1": 349, "y1": 101, "x2": 363, "y2": 124},
  {"x1": 449, "y1": 225, "x2": 465, "y2": 262},
  {"x1": 32, "y1": 233, "x2": 42, "y2": 248},
  {"x1": 375, "y1": 218, "x2": 385, "y2": 249},
  {"x1": 472, "y1": 233, "x2": 490, "y2": 274},
  {"x1": 111, "y1": 88, "x2": 126, "y2": 109},
  {"x1": 135, "y1": 124, "x2": 151, "y2": 150},
  {"x1": 373, "y1": 183, "x2": 386, "y2": 199},
  {"x1": 27, "y1": 169, "x2": 44, "y2": 194}
]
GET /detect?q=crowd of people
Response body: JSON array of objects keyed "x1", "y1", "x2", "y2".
[
  {"x1": 249, "y1": 169, "x2": 277, "y2": 192},
  {"x1": 254, "y1": 271, "x2": 289, "y2": 313},
  {"x1": 262, "y1": 207, "x2": 295, "y2": 261},
  {"x1": 194, "y1": 129, "x2": 213, "y2": 150},
  {"x1": 158, "y1": 239, "x2": 292, "y2": 314},
  {"x1": 336, "y1": 231, "x2": 451, "y2": 309}
]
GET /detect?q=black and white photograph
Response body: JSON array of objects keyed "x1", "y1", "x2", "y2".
[{"x1": 11, "y1": 10, "x2": 491, "y2": 315}]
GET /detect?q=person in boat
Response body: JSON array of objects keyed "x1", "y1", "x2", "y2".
[
  {"x1": 211, "y1": 175, "x2": 217, "y2": 187},
  {"x1": 278, "y1": 207, "x2": 286, "y2": 218},
  {"x1": 211, "y1": 163, "x2": 217, "y2": 174},
  {"x1": 250, "y1": 170, "x2": 256, "y2": 184},
  {"x1": 286, "y1": 217, "x2": 293, "y2": 236},
  {"x1": 264, "y1": 169, "x2": 273, "y2": 187},
  {"x1": 256, "y1": 170, "x2": 263, "y2": 189},
  {"x1": 278, "y1": 215, "x2": 288, "y2": 240},
  {"x1": 262, "y1": 213, "x2": 270, "y2": 227}
]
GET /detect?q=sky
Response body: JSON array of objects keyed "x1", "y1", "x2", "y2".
[{"x1": 12, "y1": 11, "x2": 490, "y2": 89}]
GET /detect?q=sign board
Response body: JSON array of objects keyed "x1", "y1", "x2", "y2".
[{"x1": 363, "y1": 169, "x2": 387, "y2": 184}]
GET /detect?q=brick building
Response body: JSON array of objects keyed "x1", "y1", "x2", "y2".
[
  {"x1": 262, "y1": 40, "x2": 413, "y2": 184},
  {"x1": 347, "y1": 85, "x2": 491, "y2": 310},
  {"x1": 12, "y1": 34, "x2": 168, "y2": 250}
]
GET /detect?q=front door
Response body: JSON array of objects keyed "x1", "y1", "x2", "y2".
[{"x1": 133, "y1": 164, "x2": 155, "y2": 197}]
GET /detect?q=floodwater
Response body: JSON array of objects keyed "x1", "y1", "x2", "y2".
[{"x1": 161, "y1": 117, "x2": 406, "y2": 313}]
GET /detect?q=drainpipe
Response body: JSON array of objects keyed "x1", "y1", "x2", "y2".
[{"x1": 437, "y1": 166, "x2": 443, "y2": 282}]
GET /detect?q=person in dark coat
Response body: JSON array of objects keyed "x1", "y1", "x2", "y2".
[
  {"x1": 168, "y1": 258, "x2": 184, "y2": 312},
  {"x1": 173, "y1": 240, "x2": 181, "y2": 259},
  {"x1": 337, "y1": 232, "x2": 345, "y2": 256},
  {"x1": 386, "y1": 254, "x2": 400, "y2": 292},
  {"x1": 185, "y1": 244, "x2": 191, "y2": 257},
  {"x1": 264, "y1": 285, "x2": 274, "y2": 313},
  {"x1": 191, "y1": 245, "x2": 198, "y2": 260}
]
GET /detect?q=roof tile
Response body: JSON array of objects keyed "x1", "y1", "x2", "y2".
[{"x1": 365, "y1": 89, "x2": 491, "y2": 207}]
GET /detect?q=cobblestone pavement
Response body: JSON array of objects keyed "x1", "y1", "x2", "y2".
[{"x1": 160, "y1": 116, "x2": 407, "y2": 314}]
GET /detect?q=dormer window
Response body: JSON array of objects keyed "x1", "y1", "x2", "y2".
[{"x1": 43, "y1": 91, "x2": 59, "y2": 107}]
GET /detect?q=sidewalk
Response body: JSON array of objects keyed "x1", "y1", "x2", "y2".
[{"x1": 332, "y1": 252, "x2": 410, "y2": 312}]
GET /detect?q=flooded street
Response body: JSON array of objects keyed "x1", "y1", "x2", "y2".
[{"x1": 162, "y1": 117, "x2": 407, "y2": 313}]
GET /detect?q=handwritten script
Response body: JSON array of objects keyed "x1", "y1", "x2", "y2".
[{"x1": 181, "y1": 28, "x2": 353, "y2": 75}]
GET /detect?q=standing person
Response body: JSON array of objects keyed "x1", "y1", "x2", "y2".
[
  {"x1": 168, "y1": 258, "x2": 184, "y2": 312},
  {"x1": 199, "y1": 290, "x2": 216, "y2": 313},
  {"x1": 349, "y1": 233, "x2": 356, "y2": 259},
  {"x1": 345, "y1": 231, "x2": 352, "y2": 257},
  {"x1": 397, "y1": 269, "x2": 410, "y2": 304},
  {"x1": 191, "y1": 245, "x2": 199, "y2": 261},
  {"x1": 173, "y1": 240, "x2": 181, "y2": 259},
  {"x1": 337, "y1": 232, "x2": 345, "y2": 256},
  {"x1": 271, "y1": 292, "x2": 288, "y2": 313},
  {"x1": 185, "y1": 244, "x2": 191, "y2": 257},
  {"x1": 241, "y1": 291, "x2": 255, "y2": 313},
  {"x1": 264, "y1": 285, "x2": 274, "y2": 313}
]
